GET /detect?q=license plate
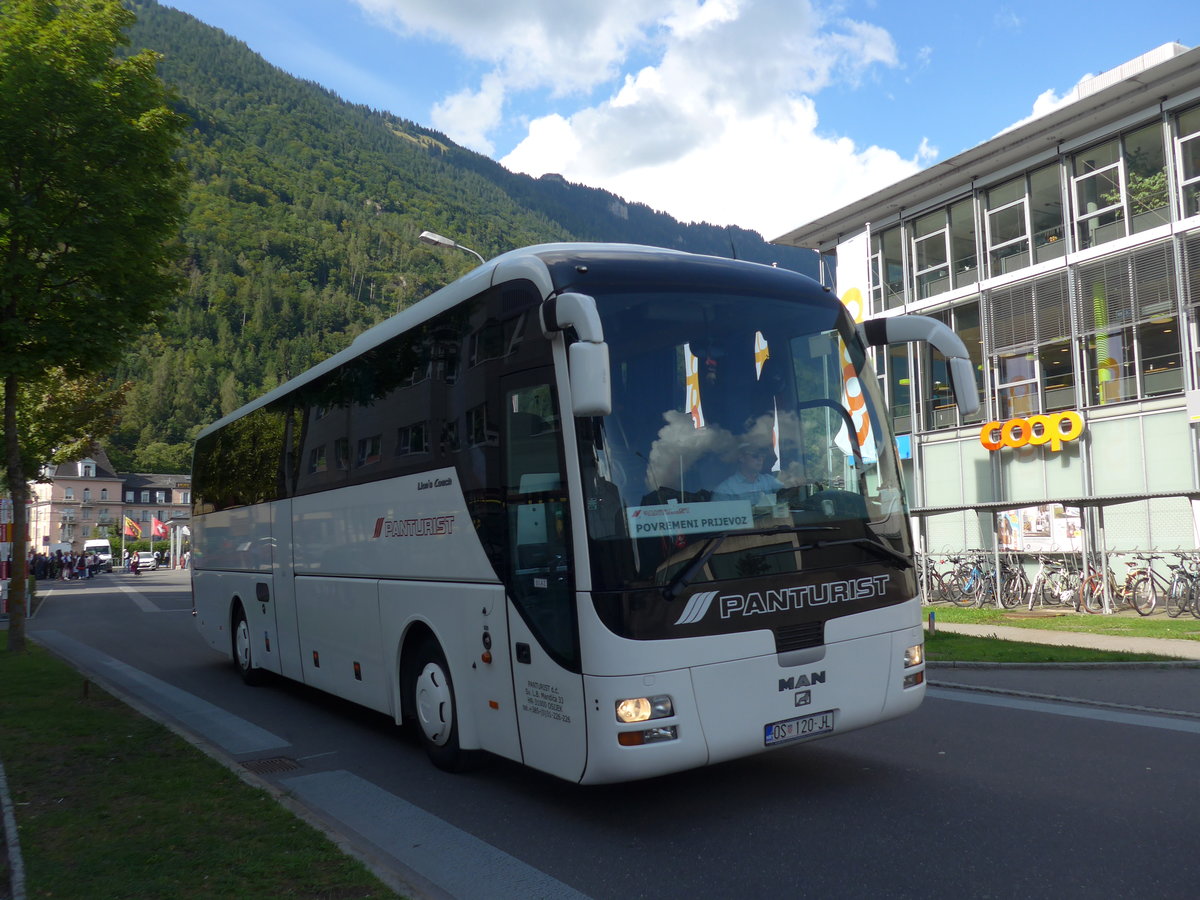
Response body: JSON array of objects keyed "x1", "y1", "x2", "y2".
[{"x1": 764, "y1": 710, "x2": 836, "y2": 746}]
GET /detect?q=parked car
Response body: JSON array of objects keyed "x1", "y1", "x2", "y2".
[{"x1": 134, "y1": 551, "x2": 158, "y2": 571}]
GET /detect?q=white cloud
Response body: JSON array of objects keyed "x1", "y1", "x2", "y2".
[
  {"x1": 430, "y1": 73, "x2": 505, "y2": 154},
  {"x1": 996, "y1": 72, "x2": 1096, "y2": 138},
  {"x1": 356, "y1": 0, "x2": 915, "y2": 235}
]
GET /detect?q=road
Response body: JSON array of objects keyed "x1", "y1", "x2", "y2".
[{"x1": 26, "y1": 569, "x2": 1200, "y2": 899}]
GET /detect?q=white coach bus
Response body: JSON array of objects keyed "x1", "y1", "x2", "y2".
[{"x1": 191, "y1": 243, "x2": 977, "y2": 784}]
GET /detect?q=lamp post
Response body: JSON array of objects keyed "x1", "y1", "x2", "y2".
[{"x1": 419, "y1": 229, "x2": 485, "y2": 265}]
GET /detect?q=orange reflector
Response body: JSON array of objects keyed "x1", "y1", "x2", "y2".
[
  {"x1": 481, "y1": 651, "x2": 493, "y2": 664},
  {"x1": 617, "y1": 731, "x2": 645, "y2": 747},
  {"x1": 488, "y1": 700, "x2": 500, "y2": 710}
]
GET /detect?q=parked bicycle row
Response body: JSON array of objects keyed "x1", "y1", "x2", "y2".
[{"x1": 917, "y1": 550, "x2": 1200, "y2": 618}]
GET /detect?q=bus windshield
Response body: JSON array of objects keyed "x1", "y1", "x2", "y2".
[{"x1": 578, "y1": 286, "x2": 909, "y2": 595}]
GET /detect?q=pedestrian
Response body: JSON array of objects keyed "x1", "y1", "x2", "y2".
[{"x1": 131, "y1": 554, "x2": 140, "y2": 575}]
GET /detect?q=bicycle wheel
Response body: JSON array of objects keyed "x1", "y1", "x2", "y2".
[
  {"x1": 1166, "y1": 573, "x2": 1189, "y2": 618},
  {"x1": 947, "y1": 570, "x2": 975, "y2": 607},
  {"x1": 1128, "y1": 574, "x2": 1157, "y2": 616},
  {"x1": 1080, "y1": 573, "x2": 1106, "y2": 614},
  {"x1": 1191, "y1": 578, "x2": 1200, "y2": 620},
  {"x1": 999, "y1": 570, "x2": 1026, "y2": 609},
  {"x1": 975, "y1": 573, "x2": 997, "y2": 608}
]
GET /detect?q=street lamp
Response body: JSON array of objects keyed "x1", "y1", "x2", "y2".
[{"x1": 419, "y1": 229, "x2": 485, "y2": 265}]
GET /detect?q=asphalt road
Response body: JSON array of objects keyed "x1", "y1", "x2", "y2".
[{"x1": 23, "y1": 569, "x2": 1200, "y2": 899}]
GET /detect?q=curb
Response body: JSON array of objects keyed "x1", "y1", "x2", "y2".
[
  {"x1": 927, "y1": 678, "x2": 1200, "y2": 721},
  {"x1": 0, "y1": 758, "x2": 27, "y2": 900},
  {"x1": 26, "y1": 634, "x2": 423, "y2": 900}
]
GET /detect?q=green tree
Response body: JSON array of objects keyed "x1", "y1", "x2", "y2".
[{"x1": 0, "y1": 0, "x2": 186, "y2": 652}]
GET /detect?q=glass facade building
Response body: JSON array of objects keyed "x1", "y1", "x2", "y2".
[{"x1": 775, "y1": 44, "x2": 1200, "y2": 560}]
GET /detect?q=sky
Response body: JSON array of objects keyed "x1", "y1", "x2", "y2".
[{"x1": 157, "y1": 1, "x2": 1198, "y2": 240}]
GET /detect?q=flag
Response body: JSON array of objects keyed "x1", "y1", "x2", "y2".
[
  {"x1": 151, "y1": 517, "x2": 168, "y2": 539},
  {"x1": 683, "y1": 343, "x2": 705, "y2": 428},
  {"x1": 123, "y1": 517, "x2": 142, "y2": 539}
]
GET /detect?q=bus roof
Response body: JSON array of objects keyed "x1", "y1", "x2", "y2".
[{"x1": 194, "y1": 243, "x2": 816, "y2": 441}]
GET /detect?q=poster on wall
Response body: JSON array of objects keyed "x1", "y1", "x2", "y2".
[{"x1": 997, "y1": 504, "x2": 1082, "y2": 552}]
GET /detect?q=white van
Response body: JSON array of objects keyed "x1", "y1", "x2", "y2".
[{"x1": 83, "y1": 539, "x2": 114, "y2": 572}]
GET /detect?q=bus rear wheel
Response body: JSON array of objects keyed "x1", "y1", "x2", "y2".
[{"x1": 408, "y1": 637, "x2": 473, "y2": 772}]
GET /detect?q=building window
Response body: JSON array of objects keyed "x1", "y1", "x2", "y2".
[
  {"x1": 125, "y1": 490, "x2": 134, "y2": 503},
  {"x1": 308, "y1": 446, "x2": 327, "y2": 474},
  {"x1": 1078, "y1": 244, "x2": 1181, "y2": 405},
  {"x1": 995, "y1": 351, "x2": 1039, "y2": 419},
  {"x1": 356, "y1": 435, "x2": 382, "y2": 467},
  {"x1": 334, "y1": 437, "x2": 351, "y2": 470},
  {"x1": 949, "y1": 198, "x2": 978, "y2": 288},
  {"x1": 912, "y1": 209, "x2": 950, "y2": 299},
  {"x1": 921, "y1": 300, "x2": 984, "y2": 430},
  {"x1": 100, "y1": 488, "x2": 108, "y2": 500},
  {"x1": 986, "y1": 177, "x2": 1030, "y2": 275},
  {"x1": 140, "y1": 490, "x2": 150, "y2": 503},
  {"x1": 64, "y1": 488, "x2": 74, "y2": 501},
  {"x1": 1029, "y1": 164, "x2": 1065, "y2": 263},
  {"x1": 1176, "y1": 105, "x2": 1200, "y2": 218},
  {"x1": 1072, "y1": 139, "x2": 1124, "y2": 249},
  {"x1": 1072, "y1": 125, "x2": 1168, "y2": 250},
  {"x1": 870, "y1": 226, "x2": 904, "y2": 311},
  {"x1": 1124, "y1": 123, "x2": 1170, "y2": 232},
  {"x1": 83, "y1": 488, "x2": 91, "y2": 502},
  {"x1": 396, "y1": 422, "x2": 429, "y2": 456}
]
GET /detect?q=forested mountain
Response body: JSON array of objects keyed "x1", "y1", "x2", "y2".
[{"x1": 107, "y1": 0, "x2": 819, "y2": 472}]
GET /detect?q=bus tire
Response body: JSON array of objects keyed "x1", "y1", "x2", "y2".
[
  {"x1": 409, "y1": 637, "x2": 473, "y2": 772},
  {"x1": 232, "y1": 602, "x2": 264, "y2": 686}
]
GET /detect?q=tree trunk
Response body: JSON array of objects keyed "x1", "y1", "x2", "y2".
[{"x1": 4, "y1": 374, "x2": 27, "y2": 653}]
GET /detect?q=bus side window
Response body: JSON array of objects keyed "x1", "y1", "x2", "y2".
[{"x1": 505, "y1": 384, "x2": 577, "y2": 668}]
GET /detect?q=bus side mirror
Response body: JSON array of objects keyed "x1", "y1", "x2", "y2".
[
  {"x1": 569, "y1": 341, "x2": 612, "y2": 416},
  {"x1": 859, "y1": 314, "x2": 980, "y2": 416},
  {"x1": 541, "y1": 292, "x2": 612, "y2": 416}
]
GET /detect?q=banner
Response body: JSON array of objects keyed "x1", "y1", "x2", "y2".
[
  {"x1": 124, "y1": 517, "x2": 142, "y2": 539},
  {"x1": 833, "y1": 230, "x2": 877, "y2": 464},
  {"x1": 151, "y1": 517, "x2": 168, "y2": 539}
]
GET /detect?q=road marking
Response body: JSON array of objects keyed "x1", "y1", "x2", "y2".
[
  {"x1": 31, "y1": 631, "x2": 289, "y2": 754},
  {"x1": 928, "y1": 687, "x2": 1200, "y2": 734},
  {"x1": 282, "y1": 770, "x2": 591, "y2": 900},
  {"x1": 116, "y1": 582, "x2": 163, "y2": 612}
]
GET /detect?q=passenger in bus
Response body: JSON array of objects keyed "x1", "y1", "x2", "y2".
[{"x1": 711, "y1": 443, "x2": 784, "y2": 504}]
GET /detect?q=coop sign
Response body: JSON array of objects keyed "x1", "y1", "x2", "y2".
[{"x1": 980, "y1": 411, "x2": 1084, "y2": 453}]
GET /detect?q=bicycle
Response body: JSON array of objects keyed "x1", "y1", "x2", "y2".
[
  {"x1": 1080, "y1": 557, "x2": 1123, "y2": 614},
  {"x1": 1027, "y1": 554, "x2": 1081, "y2": 612},
  {"x1": 1164, "y1": 552, "x2": 1200, "y2": 619},
  {"x1": 1120, "y1": 553, "x2": 1173, "y2": 616},
  {"x1": 945, "y1": 552, "x2": 990, "y2": 608},
  {"x1": 918, "y1": 553, "x2": 955, "y2": 604}
]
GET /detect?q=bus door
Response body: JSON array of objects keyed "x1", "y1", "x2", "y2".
[{"x1": 503, "y1": 374, "x2": 587, "y2": 780}]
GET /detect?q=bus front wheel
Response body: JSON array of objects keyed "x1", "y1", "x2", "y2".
[
  {"x1": 408, "y1": 637, "x2": 471, "y2": 772},
  {"x1": 232, "y1": 603, "x2": 264, "y2": 686}
]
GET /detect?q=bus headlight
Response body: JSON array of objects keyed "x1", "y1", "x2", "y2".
[
  {"x1": 615, "y1": 694, "x2": 674, "y2": 723},
  {"x1": 903, "y1": 643, "x2": 924, "y2": 668}
]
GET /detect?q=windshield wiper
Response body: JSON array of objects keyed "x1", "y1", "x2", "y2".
[
  {"x1": 803, "y1": 536, "x2": 914, "y2": 569},
  {"x1": 660, "y1": 525, "x2": 840, "y2": 601},
  {"x1": 662, "y1": 532, "x2": 730, "y2": 601}
]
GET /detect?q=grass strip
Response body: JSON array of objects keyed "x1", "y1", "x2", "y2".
[
  {"x1": 923, "y1": 629, "x2": 1181, "y2": 664},
  {"x1": 924, "y1": 604, "x2": 1200, "y2": 641},
  {"x1": 0, "y1": 632, "x2": 401, "y2": 899}
]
